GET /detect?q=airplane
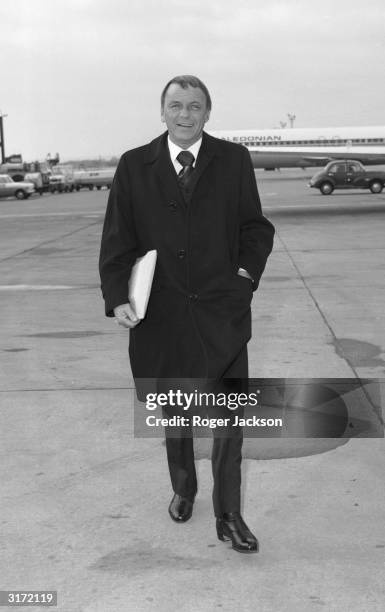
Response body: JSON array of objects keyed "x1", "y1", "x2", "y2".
[{"x1": 209, "y1": 125, "x2": 385, "y2": 169}]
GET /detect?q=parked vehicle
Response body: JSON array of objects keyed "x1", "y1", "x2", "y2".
[
  {"x1": 24, "y1": 172, "x2": 49, "y2": 195},
  {"x1": 49, "y1": 166, "x2": 75, "y2": 193},
  {"x1": 0, "y1": 174, "x2": 35, "y2": 199},
  {"x1": 73, "y1": 168, "x2": 115, "y2": 191},
  {"x1": 0, "y1": 159, "x2": 51, "y2": 193},
  {"x1": 308, "y1": 160, "x2": 385, "y2": 195}
]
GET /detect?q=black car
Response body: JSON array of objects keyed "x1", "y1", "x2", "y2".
[{"x1": 308, "y1": 160, "x2": 385, "y2": 195}]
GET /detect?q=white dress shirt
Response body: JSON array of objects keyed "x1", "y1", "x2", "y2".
[{"x1": 167, "y1": 136, "x2": 202, "y2": 174}]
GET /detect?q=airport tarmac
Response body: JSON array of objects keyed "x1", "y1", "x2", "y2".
[{"x1": 0, "y1": 174, "x2": 384, "y2": 612}]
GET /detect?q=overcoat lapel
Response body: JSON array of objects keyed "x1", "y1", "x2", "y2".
[
  {"x1": 145, "y1": 132, "x2": 185, "y2": 208},
  {"x1": 187, "y1": 131, "x2": 220, "y2": 196}
]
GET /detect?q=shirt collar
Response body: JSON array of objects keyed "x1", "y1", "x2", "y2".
[{"x1": 167, "y1": 135, "x2": 202, "y2": 166}]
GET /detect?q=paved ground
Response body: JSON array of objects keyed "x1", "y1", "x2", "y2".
[{"x1": 0, "y1": 175, "x2": 384, "y2": 611}]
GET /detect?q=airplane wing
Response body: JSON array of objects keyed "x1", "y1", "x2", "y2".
[
  {"x1": 301, "y1": 155, "x2": 333, "y2": 164},
  {"x1": 248, "y1": 146, "x2": 385, "y2": 168}
]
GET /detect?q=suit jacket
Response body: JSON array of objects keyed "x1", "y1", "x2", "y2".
[{"x1": 99, "y1": 131, "x2": 275, "y2": 380}]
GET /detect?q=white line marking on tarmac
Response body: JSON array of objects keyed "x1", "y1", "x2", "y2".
[
  {"x1": 264, "y1": 203, "x2": 355, "y2": 210},
  {"x1": 0, "y1": 211, "x2": 102, "y2": 219},
  {"x1": 0, "y1": 285, "x2": 76, "y2": 290}
]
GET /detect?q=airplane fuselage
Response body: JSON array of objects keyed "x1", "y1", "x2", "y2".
[{"x1": 209, "y1": 126, "x2": 385, "y2": 168}]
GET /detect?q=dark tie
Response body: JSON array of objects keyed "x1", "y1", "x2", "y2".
[{"x1": 176, "y1": 150, "x2": 195, "y2": 189}]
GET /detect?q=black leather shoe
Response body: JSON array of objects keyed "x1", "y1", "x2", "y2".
[
  {"x1": 168, "y1": 494, "x2": 194, "y2": 522},
  {"x1": 216, "y1": 512, "x2": 259, "y2": 553}
]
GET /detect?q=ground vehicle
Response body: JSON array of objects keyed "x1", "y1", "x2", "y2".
[
  {"x1": 308, "y1": 160, "x2": 385, "y2": 195},
  {"x1": 49, "y1": 166, "x2": 75, "y2": 193},
  {"x1": 24, "y1": 172, "x2": 49, "y2": 195},
  {"x1": 73, "y1": 168, "x2": 115, "y2": 191},
  {"x1": 0, "y1": 159, "x2": 51, "y2": 193},
  {"x1": 49, "y1": 173, "x2": 74, "y2": 193},
  {"x1": 0, "y1": 174, "x2": 35, "y2": 199}
]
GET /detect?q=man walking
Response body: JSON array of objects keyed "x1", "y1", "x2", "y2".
[{"x1": 99, "y1": 75, "x2": 274, "y2": 553}]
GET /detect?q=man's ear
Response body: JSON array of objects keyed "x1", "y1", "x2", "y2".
[
  {"x1": 204, "y1": 110, "x2": 211, "y2": 123},
  {"x1": 161, "y1": 109, "x2": 165, "y2": 123}
]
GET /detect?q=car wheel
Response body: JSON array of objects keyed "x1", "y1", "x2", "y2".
[
  {"x1": 319, "y1": 181, "x2": 334, "y2": 195},
  {"x1": 369, "y1": 180, "x2": 383, "y2": 194},
  {"x1": 15, "y1": 189, "x2": 27, "y2": 200}
]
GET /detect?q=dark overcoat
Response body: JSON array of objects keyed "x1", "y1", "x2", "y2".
[{"x1": 99, "y1": 131, "x2": 274, "y2": 380}]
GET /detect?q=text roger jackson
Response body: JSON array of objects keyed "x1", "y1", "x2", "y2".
[{"x1": 146, "y1": 415, "x2": 283, "y2": 428}]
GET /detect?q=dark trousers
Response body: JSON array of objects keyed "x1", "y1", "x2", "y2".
[{"x1": 163, "y1": 348, "x2": 248, "y2": 517}]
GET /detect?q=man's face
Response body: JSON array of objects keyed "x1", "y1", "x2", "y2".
[{"x1": 161, "y1": 84, "x2": 210, "y2": 148}]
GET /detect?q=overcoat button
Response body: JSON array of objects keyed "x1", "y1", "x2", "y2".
[
  {"x1": 178, "y1": 249, "x2": 186, "y2": 259},
  {"x1": 169, "y1": 201, "x2": 177, "y2": 210},
  {"x1": 189, "y1": 293, "x2": 198, "y2": 300}
]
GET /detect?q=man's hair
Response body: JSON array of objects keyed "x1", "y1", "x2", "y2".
[{"x1": 161, "y1": 75, "x2": 212, "y2": 111}]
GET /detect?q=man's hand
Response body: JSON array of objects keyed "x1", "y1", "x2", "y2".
[{"x1": 113, "y1": 303, "x2": 141, "y2": 328}]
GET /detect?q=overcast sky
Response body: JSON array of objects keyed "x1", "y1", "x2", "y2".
[{"x1": 1, "y1": 0, "x2": 384, "y2": 160}]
